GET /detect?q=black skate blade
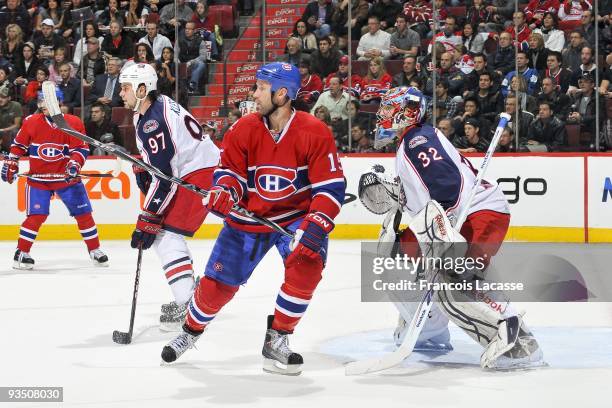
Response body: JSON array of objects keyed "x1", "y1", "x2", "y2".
[{"x1": 112, "y1": 330, "x2": 132, "y2": 344}]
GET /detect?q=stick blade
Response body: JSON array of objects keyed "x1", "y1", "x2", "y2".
[
  {"x1": 112, "y1": 330, "x2": 132, "y2": 345},
  {"x1": 41, "y1": 81, "x2": 62, "y2": 116},
  {"x1": 345, "y1": 353, "x2": 406, "y2": 375}
]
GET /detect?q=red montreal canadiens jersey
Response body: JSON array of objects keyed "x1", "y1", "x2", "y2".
[
  {"x1": 215, "y1": 110, "x2": 346, "y2": 232},
  {"x1": 359, "y1": 73, "x2": 392, "y2": 101},
  {"x1": 11, "y1": 113, "x2": 89, "y2": 190}
]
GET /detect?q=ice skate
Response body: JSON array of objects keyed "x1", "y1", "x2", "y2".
[
  {"x1": 161, "y1": 325, "x2": 202, "y2": 363},
  {"x1": 262, "y1": 315, "x2": 303, "y2": 376},
  {"x1": 13, "y1": 249, "x2": 34, "y2": 270},
  {"x1": 89, "y1": 248, "x2": 109, "y2": 267},
  {"x1": 159, "y1": 301, "x2": 188, "y2": 332}
]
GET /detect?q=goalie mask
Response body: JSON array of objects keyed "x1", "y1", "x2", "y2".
[{"x1": 374, "y1": 87, "x2": 427, "y2": 149}]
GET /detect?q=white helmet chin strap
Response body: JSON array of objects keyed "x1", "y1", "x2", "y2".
[{"x1": 132, "y1": 86, "x2": 147, "y2": 112}]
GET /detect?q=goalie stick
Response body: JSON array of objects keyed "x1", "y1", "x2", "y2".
[
  {"x1": 345, "y1": 113, "x2": 512, "y2": 376},
  {"x1": 40, "y1": 81, "x2": 293, "y2": 238}
]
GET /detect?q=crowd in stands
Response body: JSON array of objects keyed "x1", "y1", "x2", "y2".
[{"x1": 275, "y1": 0, "x2": 612, "y2": 153}]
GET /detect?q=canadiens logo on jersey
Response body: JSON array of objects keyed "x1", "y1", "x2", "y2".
[
  {"x1": 37, "y1": 143, "x2": 67, "y2": 162},
  {"x1": 254, "y1": 166, "x2": 297, "y2": 201}
]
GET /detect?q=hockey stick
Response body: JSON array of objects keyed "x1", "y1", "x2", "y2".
[
  {"x1": 18, "y1": 173, "x2": 114, "y2": 179},
  {"x1": 345, "y1": 113, "x2": 511, "y2": 375},
  {"x1": 40, "y1": 81, "x2": 293, "y2": 238},
  {"x1": 112, "y1": 245, "x2": 143, "y2": 345}
]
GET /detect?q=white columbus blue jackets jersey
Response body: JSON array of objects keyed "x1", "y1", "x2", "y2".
[
  {"x1": 133, "y1": 95, "x2": 220, "y2": 215},
  {"x1": 396, "y1": 124, "x2": 509, "y2": 220}
]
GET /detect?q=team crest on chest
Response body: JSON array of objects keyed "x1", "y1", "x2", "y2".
[
  {"x1": 143, "y1": 120, "x2": 159, "y2": 133},
  {"x1": 37, "y1": 143, "x2": 65, "y2": 162},
  {"x1": 254, "y1": 166, "x2": 297, "y2": 201}
]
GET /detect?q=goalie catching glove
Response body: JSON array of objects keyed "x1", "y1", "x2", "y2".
[{"x1": 289, "y1": 212, "x2": 334, "y2": 263}]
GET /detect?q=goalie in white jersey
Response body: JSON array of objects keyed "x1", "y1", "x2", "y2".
[
  {"x1": 119, "y1": 63, "x2": 220, "y2": 329},
  {"x1": 367, "y1": 86, "x2": 544, "y2": 369}
]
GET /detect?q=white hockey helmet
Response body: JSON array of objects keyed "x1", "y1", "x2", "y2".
[{"x1": 119, "y1": 63, "x2": 158, "y2": 111}]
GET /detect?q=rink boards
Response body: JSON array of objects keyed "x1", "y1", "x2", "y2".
[{"x1": 0, "y1": 153, "x2": 611, "y2": 242}]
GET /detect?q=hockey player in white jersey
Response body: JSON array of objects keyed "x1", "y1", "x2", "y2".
[
  {"x1": 118, "y1": 63, "x2": 220, "y2": 330},
  {"x1": 369, "y1": 86, "x2": 543, "y2": 369}
]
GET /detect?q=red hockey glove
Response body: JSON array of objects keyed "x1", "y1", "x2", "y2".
[
  {"x1": 1, "y1": 155, "x2": 19, "y2": 184},
  {"x1": 288, "y1": 212, "x2": 334, "y2": 263},
  {"x1": 204, "y1": 186, "x2": 236, "y2": 218},
  {"x1": 65, "y1": 159, "x2": 81, "y2": 179},
  {"x1": 131, "y1": 212, "x2": 162, "y2": 250}
]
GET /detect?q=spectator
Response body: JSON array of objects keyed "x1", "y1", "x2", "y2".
[
  {"x1": 525, "y1": 101, "x2": 566, "y2": 151},
  {"x1": 470, "y1": 71, "x2": 505, "y2": 123},
  {"x1": 464, "y1": 53, "x2": 501, "y2": 95},
  {"x1": 36, "y1": 0, "x2": 63, "y2": 32},
  {"x1": 48, "y1": 46, "x2": 74, "y2": 84},
  {"x1": 97, "y1": 0, "x2": 124, "y2": 28},
  {"x1": 498, "y1": 93, "x2": 534, "y2": 141},
  {"x1": 313, "y1": 105, "x2": 332, "y2": 126},
  {"x1": 462, "y1": 23, "x2": 489, "y2": 55},
  {"x1": 219, "y1": 109, "x2": 241, "y2": 141},
  {"x1": 335, "y1": 99, "x2": 372, "y2": 148},
  {"x1": 510, "y1": 75, "x2": 539, "y2": 114},
  {"x1": 135, "y1": 42, "x2": 155, "y2": 64},
  {"x1": 159, "y1": 0, "x2": 193, "y2": 40},
  {"x1": 427, "y1": 79, "x2": 459, "y2": 121},
  {"x1": 33, "y1": 18, "x2": 66, "y2": 64},
  {"x1": 392, "y1": 55, "x2": 424, "y2": 87},
  {"x1": 497, "y1": 127, "x2": 516, "y2": 152},
  {"x1": 85, "y1": 102, "x2": 122, "y2": 155},
  {"x1": 389, "y1": 14, "x2": 420, "y2": 59},
  {"x1": 2, "y1": 24, "x2": 24, "y2": 68},
  {"x1": 330, "y1": 0, "x2": 369, "y2": 39},
  {"x1": 276, "y1": 37, "x2": 306, "y2": 67},
  {"x1": 60, "y1": 0, "x2": 86, "y2": 42},
  {"x1": 402, "y1": 0, "x2": 432, "y2": 39},
  {"x1": 13, "y1": 42, "x2": 39, "y2": 86},
  {"x1": 536, "y1": 77, "x2": 572, "y2": 120},
  {"x1": 489, "y1": 32, "x2": 515, "y2": 77},
  {"x1": 485, "y1": 1, "x2": 516, "y2": 32},
  {"x1": 87, "y1": 57, "x2": 123, "y2": 110},
  {"x1": 425, "y1": 52, "x2": 464, "y2": 97},
  {"x1": 466, "y1": 0, "x2": 494, "y2": 29},
  {"x1": 124, "y1": 0, "x2": 149, "y2": 27},
  {"x1": 359, "y1": 56, "x2": 391, "y2": 104},
  {"x1": 526, "y1": 32, "x2": 549, "y2": 71},
  {"x1": 567, "y1": 72, "x2": 604, "y2": 143},
  {"x1": 567, "y1": 46, "x2": 600, "y2": 96},
  {"x1": 57, "y1": 62, "x2": 81, "y2": 112},
  {"x1": 540, "y1": 51, "x2": 572, "y2": 94},
  {"x1": 156, "y1": 46, "x2": 176, "y2": 98},
  {"x1": 310, "y1": 36, "x2": 342, "y2": 79},
  {"x1": 454, "y1": 118, "x2": 489, "y2": 153},
  {"x1": 557, "y1": 0, "x2": 593, "y2": 31},
  {"x1": 524, "y1": 0, "x2": 560, "y2": 29},
  {"x1": 302, "y1": 0, "x2": 333, "y2": 38},
  {"x1": 562, "y1": 30, "x2": 585, "y2": 73},
  {"x1": 578, "y1": 9, "x2": 596, "y2": 47},
  {"x1": 79, "y1": 37, "x2": 106, "y2": 86},
  {"x1": 501, "y1": 51, "x2": 539, "y2": 97},
  {"x1": 506, "y1": 10, "x2": 532, "y2": 46},
  {"x1": 356, "y1": 16, "x2": 391, "y2": 61},
  {"x1": 430, "y1": 15, "x2": 462, "y2": 54},
  {"x1": 453, "y1": 95, "x2": 492, "y2": 140},
  {"x1": 533, "y1": 12, "x2": 565, "y2": 52},
  {"x1": 324, "y1": 55, "x2": 363, "y2": 98},
  {"x1": 202, "y1": 120, "x2": 218, "y2": 142},
  {"x1": 179, "y1": 21, "x2": 211, "y2": 94},
  {"x1": 73, "y1": 22, "x2": 103, "y2": 67},
  {"x1": 367, "y1": 0, "x2": 402, "y2": 33},
  {"x1": 292, "y1": 20, "x2": 317, "y2": 54},
  {"x1": 297, "y1": 60, "x2": 323, "y2": 107},
  {"x1": 350, "y1": 123, "x2": 375, "y2": 153},
  {"x1": 102, "y1": 21, "x2": 134, "y2": 60},
  {"x1": 437, "y1": 117, "x2": 457, "y2": 143},
  {"x1": 311, "y1": 76, "x2": 350, "y2": 122},
  {"x1": 138, "y1": 21, "x2": 172, "y2": 60},
  {"x1": 0, "y1": 67, "x2": 13, "y2": 97},
  {"x1": 191, "y1": 1, "x2": 217, "y2": 33},
  {"x1": 24, "y1": 66, "x2": 49, "y2": 111},
  {"x1": 0, "y1": 0, "x2": 31, "y2": 41},
  {"x1": 0, "y1": 84, "x2": 22, "y2": 149}
]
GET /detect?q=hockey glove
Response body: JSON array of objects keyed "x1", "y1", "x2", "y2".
[
  {"x1": 288, "y1": 212, "x2": 334, "y2": 262},
  {"x1": 1, "y1": 155, "x2": 19, "y2": 184},
  {"x1": 65, "y1": 159, "x2": 81, "y2": 180},
  {"x1": 133, "y1": 164, "x2": 152, "y2": 195},
  {"x1": 131, "y1": 212, "x2": 162, "y2": 250},
  {"x1": 203, "y1": 185, "x2": 236, "y2": 218}
]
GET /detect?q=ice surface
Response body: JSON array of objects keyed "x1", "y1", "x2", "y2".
[{"x1": 0, "y1": 241, "x2": 610, "y2": 408}]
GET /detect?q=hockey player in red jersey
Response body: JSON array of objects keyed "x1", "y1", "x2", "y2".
[
  {"x1": 118, "y1": 63, "x2": 220, "y2": 330},
  {"x1": 1, "y1": 87, "x2": 109, "y2": 269},
  {"x1": 161, "y1": 62, "x2": 346, "y2": 375}
]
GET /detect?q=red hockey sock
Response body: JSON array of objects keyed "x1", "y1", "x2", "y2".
[
  {"x1": 75, "y1": 213, "x2": 100, "y2": 251},
  {"x1": 17, "y1": 215, "x2": 48, "y2": 253},
  {"x1": 185, "y1": 276, "x2": 239, "y2": 332}
]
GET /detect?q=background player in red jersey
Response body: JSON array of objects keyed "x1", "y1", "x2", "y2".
[
  {"x1": 1, "y1": 87, "x2": 108, "y2": 269},
  {"x1": 161, "y1": 62, "x2": 346, "y2": 376}
]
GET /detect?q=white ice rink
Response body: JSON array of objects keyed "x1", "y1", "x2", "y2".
[{"x1": 1, "y1": 240, "x2": 611, "y2": 408}]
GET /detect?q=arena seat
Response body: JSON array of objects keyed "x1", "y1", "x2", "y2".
[
  {"x1": 208, "y1": 5, "x2": 238, "y2": 37},
  {"x1": 119, "y1": 125, "x2": 138, "y2": 154},
  {"x1": 351, "y1": 60, "x2": 368, "y2": 77},
  {"x1": 385, "y1": 60, "x2": 403, "y2": 77},
  {"x1": 111, "y1": 107, "x2": 134, "y2": 126},
  {"x1": 565, "y1": 124, "x2": 580, "y2": 148}
]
